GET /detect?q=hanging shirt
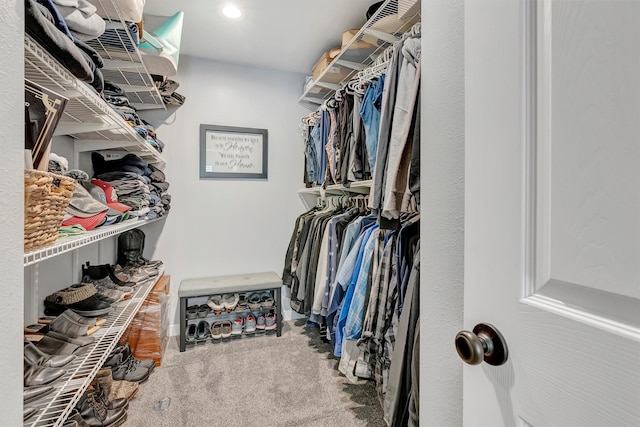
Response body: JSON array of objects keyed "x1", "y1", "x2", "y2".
[
  {"x1": 343, "y1": 227, "x2": 381, "y2": 341},
  {"x1": 334, "y1": 223, "x2": 379, "y2": 357}
]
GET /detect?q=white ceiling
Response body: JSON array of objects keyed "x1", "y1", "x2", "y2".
[{"x1": 143, "y1": 0, "x2": 377, "y2": 75}]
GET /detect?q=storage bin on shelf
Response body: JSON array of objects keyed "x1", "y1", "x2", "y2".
[
  {"x1": 121, "y1": 274, "x2": 170, "y2": 367},
  {"x1": 24, "y1": 169, "x2": 75, "y2": 252}
]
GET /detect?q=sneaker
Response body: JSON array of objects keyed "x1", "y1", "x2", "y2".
[
  {"x1": 255, "y1": 314, "x2": 266, "y2": 330},
  {"x1": 207, "y1": 295, "x2": 224, "y2": 314},
  {"x1": 245, "y1": 314, "x2": 256, "y2": 333},
  {"x1": 196, "y1": 321, "x2": 210, "y2": 340},
  {"x1": 107, "y1": 353, "x2": 150, "y2": 383},
  {"x1": 210, "y1": 321, "x2": 222, "y2": 340},
  {"x1": 185, "y1": 324, "x2": 196, "y2": 343},
  {"x1": 186, "y1": 305, "x2": 198, "y2": 320},
  {"x1": 234, "y1": 294, "x2": 248, "y2": 312},
  {"x1": 221, "y1": 320, "x2": 232, "y2": 338},
  {"x1": 261, "y1": 293, "x2": 274, "y2": 309},
  {"x1": 222, "y1": 293, "x2": 239, "y2": 312},
  {"x1": 197, "y1": 304, "x2": 210, "y2": 318},
  {"x1": 248, "y1": 293, "x2": 262, "y2": 311},
  {"x1": 112, "y1": 264, "x2": 150, "y2": 284},
  {"x1": 106, "y1": 343, "x2": 155, "y2": 372},
  {"x1": 264, "y1": 313, "x2": 277, "y2": 331},
  {"x1": 231, "y1": 318, "x2": 243, "y2": 335}
]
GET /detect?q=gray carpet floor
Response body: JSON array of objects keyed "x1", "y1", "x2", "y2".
[{"x1": 123, "y1": 320, "x2": 386, "y2": 427}]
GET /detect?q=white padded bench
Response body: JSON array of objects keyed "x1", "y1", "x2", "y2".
[{"x1": 178, "y1": 272, "x2": 282, "y2": 351}]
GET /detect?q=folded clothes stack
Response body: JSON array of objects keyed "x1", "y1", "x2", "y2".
[
  {"x1": 92, "y1": 152, "x2": 171, "y2": 220},
  {"x1": 25, "y1": 0, "x2": 107, "y2": 94}
]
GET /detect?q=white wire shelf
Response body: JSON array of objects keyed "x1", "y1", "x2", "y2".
[
  {"x1": 298, "y1": 180, "x2": 373, "y2": 197},
  {"x1": 298, "y1": 0, "x2": 420, "y2": 109},
  {"x1": 24, "y1": 35, "x2": 166, "y2": 169},
  {"x1": 23, "y1": 270, "x2": 164, "y2": 427},
  {"x1": 85, "y1": 0, "x2": 165, "y2": 111},
  {"x1": 24, "y1": 217, "x2": 164, "y2": 267}
]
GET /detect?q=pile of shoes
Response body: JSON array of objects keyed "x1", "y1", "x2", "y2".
[
  {"x1": 66, "y1": 343, "x2": 153, "y2": 426},
  {"x1": 185, "y1": 290, "x2": 278, "y2": 345},
  {"x1": 153, "y1": 75, "x2": 185, "y2": 107},
  {"x1": 23, "y1": 308, "x2": 108, "y2": 422}
]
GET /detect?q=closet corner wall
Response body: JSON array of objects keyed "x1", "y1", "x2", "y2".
[{"x1": 1, "y1": 3, "x2": 28, "y2": 426}]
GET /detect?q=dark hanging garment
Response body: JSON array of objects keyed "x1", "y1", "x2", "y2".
[{"x1": 408, "y1": 88, "x2": 421, "y2": 205}]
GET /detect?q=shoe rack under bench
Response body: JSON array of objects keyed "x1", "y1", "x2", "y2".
[{"x1": 178, "y1": 272, "x2": 283, "y2": 352}]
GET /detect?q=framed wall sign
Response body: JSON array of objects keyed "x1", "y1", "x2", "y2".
[{"x1": 199, "y1": 124, "x2": 268, "y2": 179}]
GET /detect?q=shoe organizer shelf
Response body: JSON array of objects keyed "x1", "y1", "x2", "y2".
[
  {"x1": 178, "y1": 272, "x2": 283, "y2": 352},
  {"x1": 24, "y1": 35, "x2": 166, "y2": 169},
  {"x1": 24, "y1": 270, "x2": 164, "y2": 427}
]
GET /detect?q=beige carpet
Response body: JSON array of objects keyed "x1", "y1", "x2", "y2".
[{"x1": 123, "y1": 320, "x2": 386, "y2": 427}]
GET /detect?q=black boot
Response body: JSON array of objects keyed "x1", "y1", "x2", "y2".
[{"x1": 117, "y1": 229, "x2": 145, "y2": 267}]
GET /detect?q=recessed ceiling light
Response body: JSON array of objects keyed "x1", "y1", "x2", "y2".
[{"x1": 222, "y1": 4, "x2": 243, "y2": 19}]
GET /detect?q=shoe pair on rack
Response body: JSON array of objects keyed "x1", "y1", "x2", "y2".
[
  {"x1": 27, "y1": 309, "x2": 103, "y2": 340},
  {"x1": 103, "y1": 343, "x2": 155, "y2": 383},
  {"x1": 82, "y1": 262, "x2": 136, "y2": 289},
  {"x1": 24, "y1": 343, "x2": 71, "y2": 387},
  {"x1": 210, "y1": 320, "x2": 232, "y2": 340},
  {"x1": 44, "y1": 283, "x2": 115, "y2": 317},
  {"x1": 74, "y1": 380, "x2": 128, "y2": 427},
  {"x1": 186, "y1": 320, "x2": 211, "y2": 343},
  {"x1": 247, "y1": 291, "x2": 275, "y2": 311},
  {"x1": 186, "y1": 304, "x2": 210, "y2": 319},
  {"x1": 255, "y1": 312, "x2": 277, "y2": 331},
  {"x1": 207, "y1": 293, "x2": 239, "y2": 315}
]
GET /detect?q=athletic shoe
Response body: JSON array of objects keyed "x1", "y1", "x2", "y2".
[
  {"x1": 197, "y1": 304, "x2": 210, "y2": 318},
  {"x1": 264, "y1": 313, "x2": 276, "y2": 331},
  {"x1": 196, "y1": 321, "x2": 210, "y2": 340},
  {"x1": 221, "y1": 320, "x2": 232, "y2": 338},
  {"x1": 186, "y1": 305, "x2": 198, "y2": 320},
  {"x1": 261, "y1": 293, "x2": 274, "y2": 309},
  {"x1": 210, "y1": 321, "x2": 222, "y2": 340},
  {"x1": 247, "y1": 293, "x2": 262, "y2": 311},
  {"x1": 255, "y1": 314, "x2": 266, "y2": 330},
  {"x1": 234, "y1": 294, "x2": 248, "y2": 312},
  {"x1": 245, "y1": 314, "x2": 256, "y2": 333},
  {"x1": 222, "y1": 293, "x2": 239, "y2": 312},
  {"x1": 207, "y1": 295, "x2": 224, "y2": 314},
  {"x1": 185, "y1": 324, "x2": 196, "y2": 343},
  {"x1": 231, "y1": 318, "x2": 243, "y2": 335}
]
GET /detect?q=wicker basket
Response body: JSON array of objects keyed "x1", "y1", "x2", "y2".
[{"x1": 24, "y1": 170, "x2": 75, "y2": 252}]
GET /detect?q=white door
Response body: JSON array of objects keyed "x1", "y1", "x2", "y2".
[{"x1": 463, "y1": 1, "x2": 640, "y2": 426}]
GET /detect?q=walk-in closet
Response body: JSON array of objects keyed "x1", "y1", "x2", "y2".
[{"x1": 3, "y1": 0, "x2": 639, "y2": 426}]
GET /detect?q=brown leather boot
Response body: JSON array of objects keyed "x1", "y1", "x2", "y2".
[
  {"x1": 95, "y1": 368, "x2": 139, "y2": 402},
  {"x1": 77, "y1": 388, "x2": 127, "y2": 427}
]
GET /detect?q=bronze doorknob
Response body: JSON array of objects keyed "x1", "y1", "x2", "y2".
[{"x1": 455, "y1": 323, "x2": 508, "y2": 366}]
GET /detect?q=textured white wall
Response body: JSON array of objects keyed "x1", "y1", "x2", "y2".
[
  {"x1": 420, "y1": 0, "x2": 465, "y2": 425},
  {"x1": 0, "y1": 0, "x2": 25, "y2": 424},
  {"x1": 140, "y1": 55, "x2": 309, "y2": 330}
]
